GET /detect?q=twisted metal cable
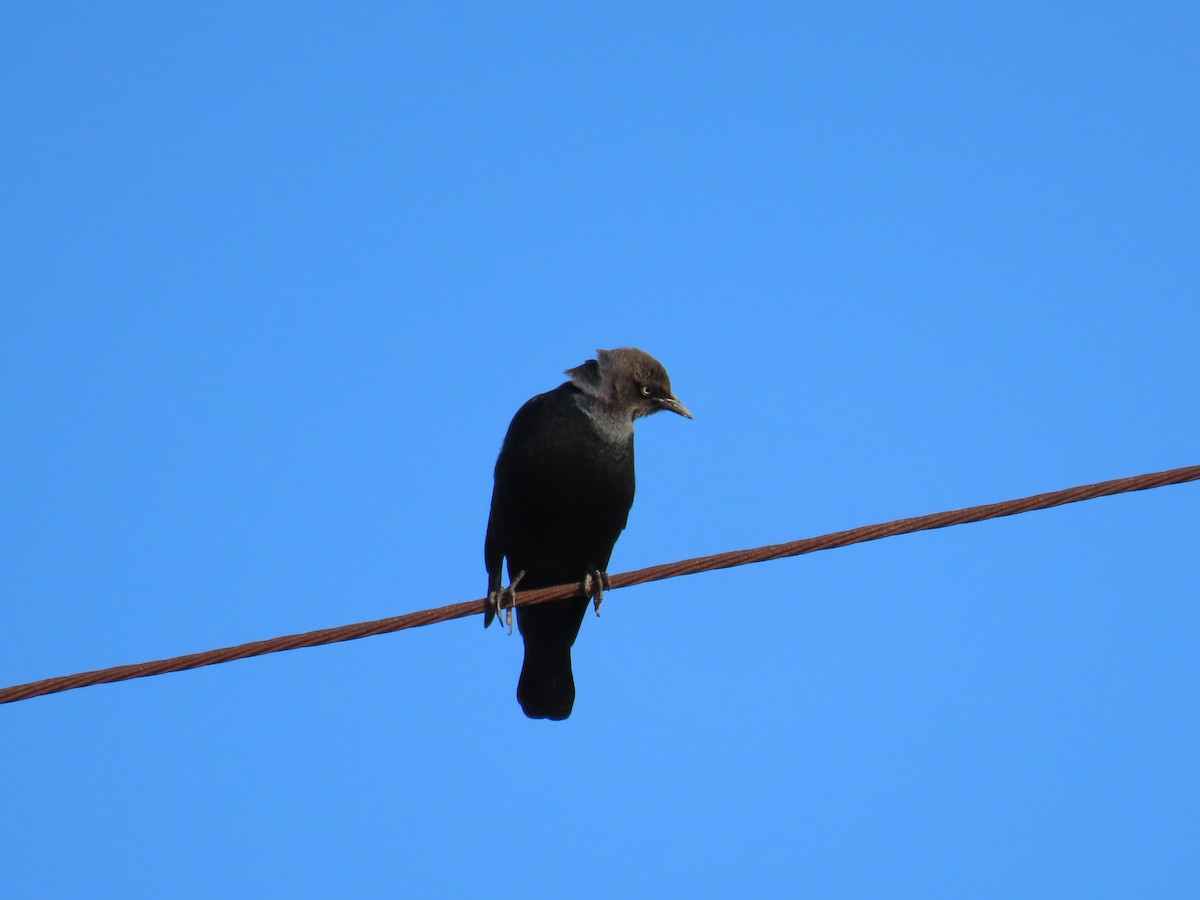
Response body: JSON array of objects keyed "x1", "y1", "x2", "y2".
[{"x1": 2, "y1": 464, "x2": 1197, "y2": 706}]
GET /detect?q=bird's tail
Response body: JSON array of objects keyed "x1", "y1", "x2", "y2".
[{"x1": 517, "y1": 646, "x2": 575, "y2": 721}]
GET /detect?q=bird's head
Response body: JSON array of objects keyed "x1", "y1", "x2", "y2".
[{"x1": 567, "y1": 347, "x2": 692, "y2": 421}]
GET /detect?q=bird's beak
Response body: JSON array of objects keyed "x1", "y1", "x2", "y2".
[{"x1": 659, "y1": 394, "x2": 693, "y2": 419}]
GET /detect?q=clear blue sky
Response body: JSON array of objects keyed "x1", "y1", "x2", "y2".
[{"x1": 3, "y1": 3, "x2": 1197, "y2": 897}]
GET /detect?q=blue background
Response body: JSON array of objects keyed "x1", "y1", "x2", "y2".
[{"x1": 3, "y1": 3, "x2": 1197, "y2": 897}]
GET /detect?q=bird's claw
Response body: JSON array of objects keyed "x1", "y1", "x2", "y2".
[
  {"x1": 583, "y1": 570, "x2": 611, "y2": 617},
  {"x1": 486, "y1": 570, "x2": 525, "y2": 634}
]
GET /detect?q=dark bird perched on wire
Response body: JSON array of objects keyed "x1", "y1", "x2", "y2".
[{"x1": 484, "y1": 347, "x2": 692, "y2": 720}]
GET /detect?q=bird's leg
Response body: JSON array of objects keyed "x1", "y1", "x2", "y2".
[
  {"x1": 582, "y1": 570, "x2": 612, "y2": 617},
  {"x1": 503, "y1": 569, "x2": 525, "y2": 634},
  {"x1": 486, "y1": 570, "x2": 525, "y2": 635}
]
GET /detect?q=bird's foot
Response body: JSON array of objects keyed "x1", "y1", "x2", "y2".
[
  {"x1": 486, "y1": 570, "x2": 525, "y2": 635},
  {"x1": 582, "y1": 570, "x2": 611, "y2": 617}
]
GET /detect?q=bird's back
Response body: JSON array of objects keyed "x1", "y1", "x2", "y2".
[{"x1": 487, "y1": 382, "x2": 635, "y2": 590}]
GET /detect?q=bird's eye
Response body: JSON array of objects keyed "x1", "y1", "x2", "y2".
[{"x1": 640, "y1": 385, "x2": 653, "y2": 397}]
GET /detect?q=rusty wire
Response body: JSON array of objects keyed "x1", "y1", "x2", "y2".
[{"x1": 2, "y1": 464, "x2": 1197, "y2": 706}]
